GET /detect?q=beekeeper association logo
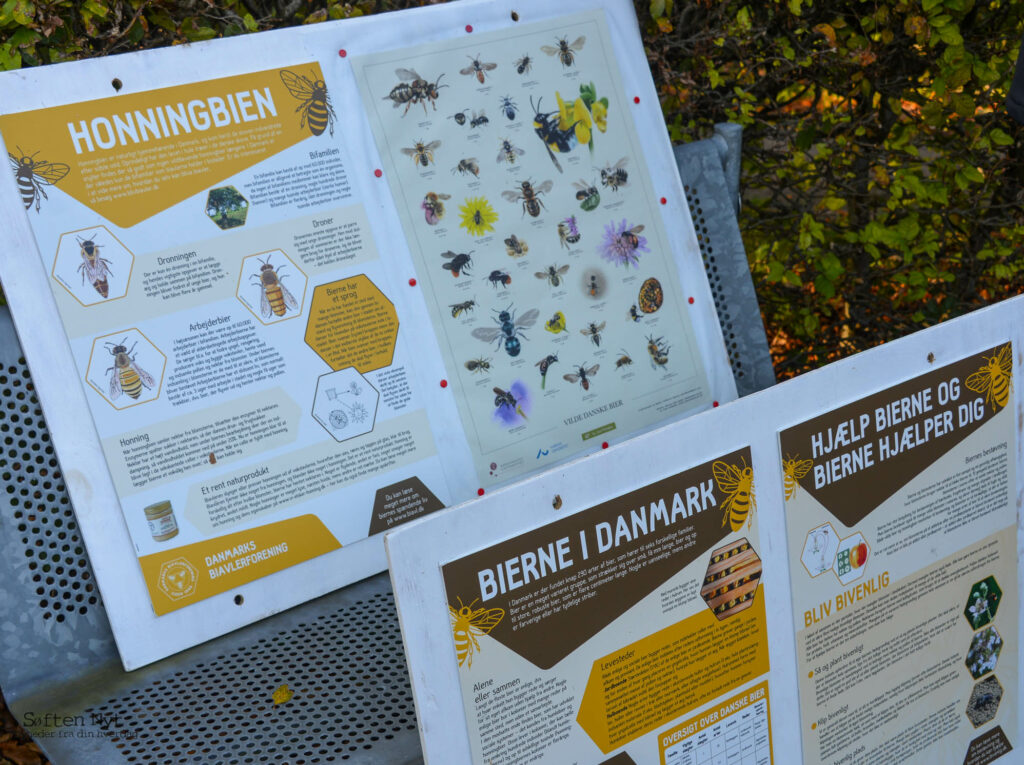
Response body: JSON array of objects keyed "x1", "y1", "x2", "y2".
[{"x1": 158, "y1": 557, "x2": 198, "y2": 600}]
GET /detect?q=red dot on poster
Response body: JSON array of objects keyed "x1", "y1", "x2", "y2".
[
  {"x1": 408, "y1": 278, "x2": 417, "y2": 287},
  {"x1": 660, "y1": 197, "x2": 667, "y2": 205},
  {"x1": 688, "y1": 296, "x2": 695, "y2": 304},
  {"x1": 440, "y1": 379, "x2": 448, "y2": 388},
  {"x1": 338, "y1": 49, "x2": 347, "y2": 58},
  {"x1": 633, "y1": 96, "x2": 640, "y2": 104},
  {"x1": 602, "y1": 441, "x2": 609, "y2": 449},
  {"x1": 713, "y1": 401, "x2": 720, "y2": 408},
  {"x1": 477, "y1": 488, "x2": 485, "y2": 496},
  {"x1": 466, "y1": 24, "x2": 474, "y2": 33},
  {"x1": 374, "y1": 169, "x2": 382, "y2": 178}
]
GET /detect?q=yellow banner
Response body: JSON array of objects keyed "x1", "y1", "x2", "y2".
[
  {"x1": 576, "y1": 596, "x2": 770, "y2": 753},
  {"x1": 138, "y1": 514, "x2": 341, "y2": 615},
  {"x1": 0, "y1": 64, "x2": 330, "y2": 226}
]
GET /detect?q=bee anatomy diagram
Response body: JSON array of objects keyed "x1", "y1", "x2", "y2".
[
  {"x1": 461, "y1": 55, "x2": 498, "y2": 84},
  {"x1": 541, "y1": 35, "x2": 586, "y2": 68},
  {"x1": 503, "y1": 179, "x2": 552, "y2": 218},
  {"x1": 251, "y1": 255, "x2": 299, "y2": 318},
  {"x1": 9, "y1": 147, "x2": 69, "y2": 212},
  {"x1": 105, "y1": 339, "x2": 156, "y2": 401},
  {"x1": 450, "y1": 597, "x2": 504, "y2": 669},
  {"x1": 385, "y1": 68, "x2": 447, "y2": 115},
  {"x1": 965, "y1": 344, "x2": 1012, "y2": 412},
  {"x1": 76, "y1": 234, "x2": 113, "y2": 298},
  {"x1": 472, "y1": 305, "x2": 539, "y2": 357},
  {"x1": 279, "y1": 69, "x2": 336, "y2": 137},
  {"x1": 713, "y1": 459, "x2": 757, "y2": 531},
  {"x1": 402, "y1": 139, "x2": 441, "y2": 167},
  {"x1": 564, "y1": 362, "x2": 599, "y2": 391},
  {"x1": 782, "y1": 456, "x2": 813, "y2": 501}
]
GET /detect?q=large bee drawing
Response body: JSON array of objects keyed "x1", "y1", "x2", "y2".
[
  {"x1": 441, "y1": 250, "x2": 474, "y2": 278},
  {"x1": 530, "y1": 96, "x2": 578, "y2": 173},
  {"x1": 449, "y1": 597, "x2": 504, "y2": 668},
  {"x1": 536, "y1": 353, "x2": 559, "y2": 389},
  {"x1": 580, "y1": 321, "x2": 605, "y2": 347},
  {"x1": 402, "y1": 139, "x2": 441, "y2": 167},
  {"x1": 564, "y1": 362, "x2": 599, "y2": 391},
  {"x1": 251, "y1": 255, "x2": 299, "y2": 318},
  {"x1": 535, "y1": 264, "x2": 570, "y2": 287},
  {"x1": 497, "y1": 138, "x2": 525, "y2": 165},
  {"x1": 279, "y1": 69, "x2": 336, "y2": 136},
  {"x1": 422, "y1": 192, "x2": 451, "y2": 225},
  {"x1": 541, "y1": 35, "x2": 586, "y2": 68},
  {"x1": 9, "y1": 148, "x2": 69, "y2": 212},
  {"x1": 503, "y1": 179, "x2": 552, "y2": 218},
  {"x1": 472, "y1": 305, "x2": 540, "y2": 357},
  {"x1": 600, "y1": 157, "x2": 630, "y2": 191},
  {"x1": 504, "y1": 234, "x2": 528, "y2": 257},
  {"x1": 782, "y1": 456, "x2": 813, "y2": 501},
  {"x1": 105, "y1": 339, "x2": 156, "y2": 401},
  {"x1": 573, "y1": 179, "x2": 600, "y2": 211},
  {"x1": 385, "y1": 68, "x2": 447, "y2": 116},
  {"x1": 461, "y1": 55, "x2": 498, "y2": 84},
  {"x1": 76, "y1": 234, "x2": 112, "y2": 298},
  {"x1": 713, "y1": 459, "x2": 757, "y2": 531},
  {"x1": 965, "y1": 344, "x2": 1013, "y2": 412}
]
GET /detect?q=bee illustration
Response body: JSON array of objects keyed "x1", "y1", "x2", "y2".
[
  {"x1": 464, "y1": 357, "x2": 492, "y2": 374},
  {"x1": 618, "y1": 224, "x2": 646, "y2": 259},
  {"x1": 502, "y1": 179, "x2": 552, "y2": 218},
  {"x1": 564, "y1": 362, "x2": 599, "y2": 391},
  {"x1": 638, "y1": 277, "x2": 664, "y2": 313},
  {"x1": 535, "y1": 353, "x2": 559, "y2": 389},
  {"x1": 402, "y1": 139, "x2": 441, "y2": 167},
  {"x1": 441, "y1": 250, "x2": 474, "y2": 278},
  {"x1": 557, "y1": 216, "x2": 581, "y2": 248},
  {"x1": 535, "y1": 264, "x2": 570, "y2": 287},
  {"x1": 782, "y1": 456, "x2": 813, "y2": 501},
  {"x1": 105, "y1": 339, "x2": 156, "y2": 401},
  {"x1": 486, "y1": 270, "x2": 512, "y2": 289},
  {"x1": 504, "y1": 234, "x2": 528, "y2": 257},
  {"x1": 493, "y1": 386, "x2": 528, "y2": 421},
  {"x1": 530, "y1": 96, "x2": 578, "y2": 173},
  {"x1": 76, "y1": 234, "x2": 112, "y2": 298},
  {"x1": 452, "y1": 157, "x2": 480, "y2": 177},
  {"x1": 965, "y1": 345, "x2": 1013, "y2": 412},
  {"x1": 497, "y1": 138, "x2": 525, "y2": 165},
  {"x1": 615, "y1": 349, "x2": 633, "y2": 369},
  {"x1": 472, "y1": 305, "x2": 539, "y2": 357},
  {"x1": 586, "y1": 273, "x2": 602, "y2": 298},
  {"x1": 515, "y1": 54, "x2": 533, "y2": 75},
  {"x1": 498, "y1": 95, "x2": 518, "y2": 120},
  {"x1": 580, "y1": 321, "x2": 605, "y2": 347},
  {"x1": 542, "y1": 35, "x2": 586, "y2": 68},
  {"x1": 470, "y1": 110, "x2": 489, "y2": 129},
  {"x1": 251, "y1": 255, "x2": 299, "y2": 318},
  {"x1": 461, "y1": 54, "x2": 498, "y2": 84},
  {"x1": 421, "y1": 192, "x2": 451, "y2": 225},
  {"x1": 627, "y1": 304, "x2": 641, "y2": 322},
  {"x1": 600, "y1": 157, "x2": 630, "y2": 191},
  {"x1": 449, "y1": 597, "x2": 504, "y2": 668},
  {"x1": 385, "y1": 68, "x2": 447, "y2": 116},
  {"x1": 545, "y1": 311, "x2": 567, "y2": 334},
  {"x1": 279, "y1": 69, "x2": 336, "y2": 136},
  {"x1": 646, "y1": 334, "x2": 669, "y2": 367},
  {"x1": 9, "y1": 148, "x2": 69, "y2": 212},
  {"x1": 450, "y1": 110, "x2": 469, "y2": 126},
  {"x1": 713, "y1": 459, "x2": 756, "y2": 531},
  {"x1": 450, "y1": 299, "x2": 476, "y2": 318},
  {"x1": 573, "y1": 179, "x2": 600, "y2": 211}
]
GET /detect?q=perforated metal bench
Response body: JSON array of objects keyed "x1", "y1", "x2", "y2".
[{"x1": 0, "y1": 123, "x2": 772, "y2": 764}]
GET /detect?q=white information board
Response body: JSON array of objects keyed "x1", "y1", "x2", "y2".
[
  {"x1": 0, "y1": 0, "x2": 732, "y2": 668},
  {"x1": 386, "y1": 294, "x2": 1024, "y2": 764}
]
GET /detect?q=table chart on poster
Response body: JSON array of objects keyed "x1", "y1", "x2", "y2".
[{"x1": 664, "y1": 698, "x2": 770, "y2": 765}]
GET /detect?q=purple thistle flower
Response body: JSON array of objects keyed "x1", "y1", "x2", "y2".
[{"x1": 598, "y1": 218, "x2": 648, "y2": 268}]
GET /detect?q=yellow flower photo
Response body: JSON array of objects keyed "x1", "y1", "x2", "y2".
[{"x1": 459, "y1": 196, "x2": 498, "y2": 236}]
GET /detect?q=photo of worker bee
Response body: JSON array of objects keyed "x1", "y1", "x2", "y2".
[
  {"x1": 351, "y1": 8, "x2": 713, "y2": 484},
  {"x1": 235, "y1": 249, "x2": 307, "y2": 325},
  {"x1": 85, "y1": 328, "x2": 166, "y2": 410},
  {"x1": 51, "y1": 225, "x2": 136, "y2": 307}
]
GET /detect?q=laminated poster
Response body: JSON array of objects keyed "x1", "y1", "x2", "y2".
[
  {"x1": 0, "y1": 61, "x2": 453, "y2": 615},
  {"x1": 779, "y1": 344, "x2": 1017, "y2": 765},
  {"x1": 351, "y1": 9, "x2": 711, "y2": 486},
  {"x1": 439, "y1": 447, "x2": 773, "y2": 764}
]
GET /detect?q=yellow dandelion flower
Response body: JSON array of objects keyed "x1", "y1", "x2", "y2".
[
  {"x1": 572, "y1": 97, "x2": 592, "y2": 145},
  {"x1": 592, "y1": 100, "x2": 608, "y2": 133},
  {"x1": 556, "y1": 91, "x2": 574, "y2": 131},
  {"x1": 459, "y1": 196, "x2": 498, "y2": 237}
]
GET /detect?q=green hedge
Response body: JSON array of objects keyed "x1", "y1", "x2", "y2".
[{"x1": 3, "y1": 0, "x2": 1023, "y2": 375}]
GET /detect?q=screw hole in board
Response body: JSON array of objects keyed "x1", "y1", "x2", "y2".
[
  {"x1": 111, "y1": 78, "x2": 123, "y2": 91},
  {"x1": 927, "y1": 352, "x2": 935, "y2": 363},
  {"x1": 233, "y1": 594, "x2": 244, "y2": 605},
  {"x1": 552, "y1": 494, "x2": 562, "y2": 510},
  {"x1": 511, "y1": 11, "x2": 519, "y2": 21}
]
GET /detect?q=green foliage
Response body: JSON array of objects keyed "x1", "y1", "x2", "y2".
[{"x1": 1, "y1": 0, "x2": 1022, "y2": 378}]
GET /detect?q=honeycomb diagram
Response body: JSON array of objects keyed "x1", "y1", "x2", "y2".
[{"x1": 700, "y1": 538, "x2": 762, "y2": 621}]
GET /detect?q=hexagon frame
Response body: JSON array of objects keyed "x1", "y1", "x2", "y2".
[
  {"x1": 235, "y1": 249, "x2": 307, "y2": 326},
  {"x1": 311, "y1": 368, "x2": 380, "y2": 444},
  {"x1": 86, "y1": 327, "x2": 166, "y2": 410},
  {"x1": 52, "y1": 225, "x2": 135, "y2": 307}
]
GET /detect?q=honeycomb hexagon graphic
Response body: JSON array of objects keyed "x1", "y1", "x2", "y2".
[{"x1": 700, "y1": 538, "x2": 762, "y2": 620}]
